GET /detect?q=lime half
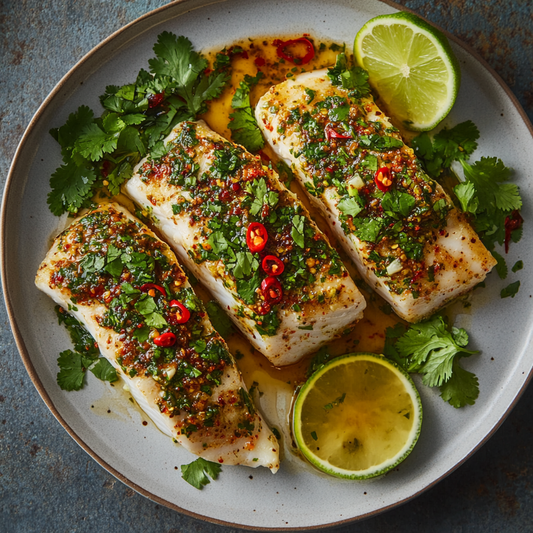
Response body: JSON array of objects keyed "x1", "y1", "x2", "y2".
[
  {"x1": 354, "y1": 12, "x2": 460, "y2": 131},
  {"x1": 293, "y1": 353, "x2": 422, "y2": 479}
]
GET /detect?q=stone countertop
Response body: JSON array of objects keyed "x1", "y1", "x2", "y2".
[{"x1": 1, "y1": 1, "x2": 532, "y2": 531}]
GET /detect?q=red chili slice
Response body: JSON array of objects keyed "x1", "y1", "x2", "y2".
[
  {"x1": 504, "y1": 210, "x2": 523, "y2": 253},
  {"x1": 101, "y1": 160, "x2": 112, "y2": 178},
  {"x1": 257, "y1": 302, "x2": 272, "y2": 316},
  {"x1": 153, "y1": 332, "x2": 176, "y2": 347},
  {"x1": 325, "y1": 124, "x2": 352, "y2": 140},
  {"x1": 169, "y1": 300, "x2": 191, "y2": 324},
  {"x1": 246, "y1": 222, "x2": 268, "y2": 253},
  {"x1": 219, "y1": 189, "x2": 232, "y2": 202},
  {"x1": 148, "y1": 91, "x2": 165, "y2": 108},
  {"x1": 375, "y1": 167, "x2": 393, "y2": 192},
  {"x1": 261, "y1": 277, "x2": 283, "y2": 305},
  {"x1": 140, "y1": 283, "x2": 166, "y2": 297},
  {"x1": 274, "y1": 37, "x2": 315, "y2": 65},
  {"x1": 262, "y1": 255, "x2": 285, "y2": 276}
]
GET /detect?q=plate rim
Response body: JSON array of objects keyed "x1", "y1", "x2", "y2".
[{"x1": 2, "y1": 0, "x2": 533, "y2": 529}]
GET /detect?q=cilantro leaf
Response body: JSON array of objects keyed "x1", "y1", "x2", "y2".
[
  {"x1": 359, "y1": 134, "x2": 403, "y2": 151},
  {"x1": 56, "y1": 307, "x2": 99, "y2": 357},
  {"x1": 47, "y1": 161, "x2": 98, "y2": 216},
  {"x1": 236, "y1": 270, "x2": 262, "y2": 305},
  {"x1": 454, "y1": 157, "x2": 521, "y2": 261},
  {"x1": 381, "y1": 190, "x2": 416, "y2": 218},
  {"x1": 291, "y1": 215, "x2": 305, "y2": 248},
  {"x1": 229, "y1": 106, "x2": 265, "y2": 152},
  {"x1": 57, "y1": 350, "x2": 86, "y2": 391},
  {"x1": 81, "y1": 253, "x2": 105, "y2": 274},
  {"x1": 149, "y1": 33, "x2": 207, "y2": 92},
  {"x1": 89, "y1": 358, "x2": 118, "y2": 382},
  {"x1": 181, "y1": 457, "x2": 222, "y2": 489},
  {"x1": 231, "y1": 251, "x2": 258, "y2": 279},
  {"x1": 207, "y1": 230, "x2": 230, "y2": 255},
  {"x1": 491, "y1": 250, "x2": 508, "y2": 279},
  {"x1": 501, "y1": 280, "x2": 520, "y2": 298},
  {"x1": 50, "y1": 105, "x2": 95, "y2": 156},
  {"x1": 149, "y1": 33, "x2": 229, "y2": 116},
  {"x1": 74, "y1": 122, "x2": 121, "y2": 161},
  {"x1": 459, "y1": 157, "x2": 520, "y2": 214},
  {"x1": 133, "y1": 326, "x2": 151, "y2": 343},
  {"x1": 454, "y1": 181, "x2": 478, "y2": 214},
  {"x1": 337, "y1": 196, "x2": 363, "y2": 218},
  {"x1": 135, "y1": 295, "x2": 168, "y2": 328},
  {"x1": 248, "y1": 178, "x2": 278, "y2": 216},
  {"x1": 255, "y1": 309, "x2": 281, "y2": 337},
  {"x1": 328, "y1": 104, "x2": 350, "y2": 122},
  {"x1": 228, "y1": 73, "x2": 265, "y2": 152},
  {"x1": 206, "y1": 300, "x2": 234, "y2": 340},
  {"x1": 439, "y1": 359, "x2": 479, "y2": 408},
  {"x1": 354, "y1": 218, "x2": 384, "y2": 243}
]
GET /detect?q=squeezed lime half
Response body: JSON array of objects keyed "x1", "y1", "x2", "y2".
[{"x1": 293, "y1": 353, "x2": 422, "y2": 479}]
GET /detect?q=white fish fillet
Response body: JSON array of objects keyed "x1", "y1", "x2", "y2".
[
  {"x1": 123, "y1": 120, "x2": 366, "y2": 366},
  {"x1": 35, "y1": 203, "x2": 279, "y2": 471},
  {"x1": 256, "y1": 69, "x2": 497, "y2": 322}
]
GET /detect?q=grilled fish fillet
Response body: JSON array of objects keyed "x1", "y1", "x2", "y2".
[
  {"x1": 123, "y1": 120, "x2": 366, "y2": 366},
  {"x1": 35, "y1": 203, "x2": 279, "y2": 471},
  {"x1": 256, "y1": 69, "x2": 496, "y2": 322}
]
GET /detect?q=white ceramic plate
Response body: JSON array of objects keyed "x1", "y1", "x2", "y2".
[{"x1": 3, "y1": 0, "x2": 533, "y2": 529}]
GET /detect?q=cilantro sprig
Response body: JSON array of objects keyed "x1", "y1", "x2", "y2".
[
  {"x1": 384, "y1": 315, "x2": 479, "y2": 408},
  {"x1": 412, "y1": 120, "x2": 523, "y2": 294},
  {"x1": 411, "y1": 120, "x2": 479, "y2": 177},
  {"x1": 48, "y1": 33, "x2": 232, "y2": 216},
  {"x1": 55, "y1": 306, "x2": 117, "y2": 391},
  {"x1": 327, "y1": 53, "x2": 371, "y2": 97},
  {"x1": 228, "y1": 72, "x2": 265, "y2": 152}
]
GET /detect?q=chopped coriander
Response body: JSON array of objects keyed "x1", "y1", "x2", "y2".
[
  {"x1": 291, "y1": 214, "x2": 305, "y2": 248},
  {"x1": 307, "y1": 346, "x2": 333, "y2": 378},
  {"x1": 205, "y1": 300, "x2": 234, "y2": 340},
  {"x1": 501, "y1": 280, "x2": 520, "y2": 298}
]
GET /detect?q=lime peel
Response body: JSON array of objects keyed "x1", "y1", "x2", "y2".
[
  {"x1": 354, "y1": 12, "x2": 460, "y2": 131},
  {"x1": 293, "y1": 353, "x2": 422, "y2": 479}
]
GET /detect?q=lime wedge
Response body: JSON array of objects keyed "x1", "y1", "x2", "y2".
[
  {"x1": 354, "y1": 12, "x2": 460, "y2": 131},
  {"x1": 293, "y1": 353, "x2": 422, "y2": 479}
]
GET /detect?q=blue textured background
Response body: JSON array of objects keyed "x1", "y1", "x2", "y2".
[{"x1": 1, "y1": 1, "x2": 532, "y2": 531}]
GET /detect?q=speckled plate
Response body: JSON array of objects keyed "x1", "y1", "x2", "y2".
[{"x1": 2, "y1": 0, "x2": 533, "y2": 529}]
